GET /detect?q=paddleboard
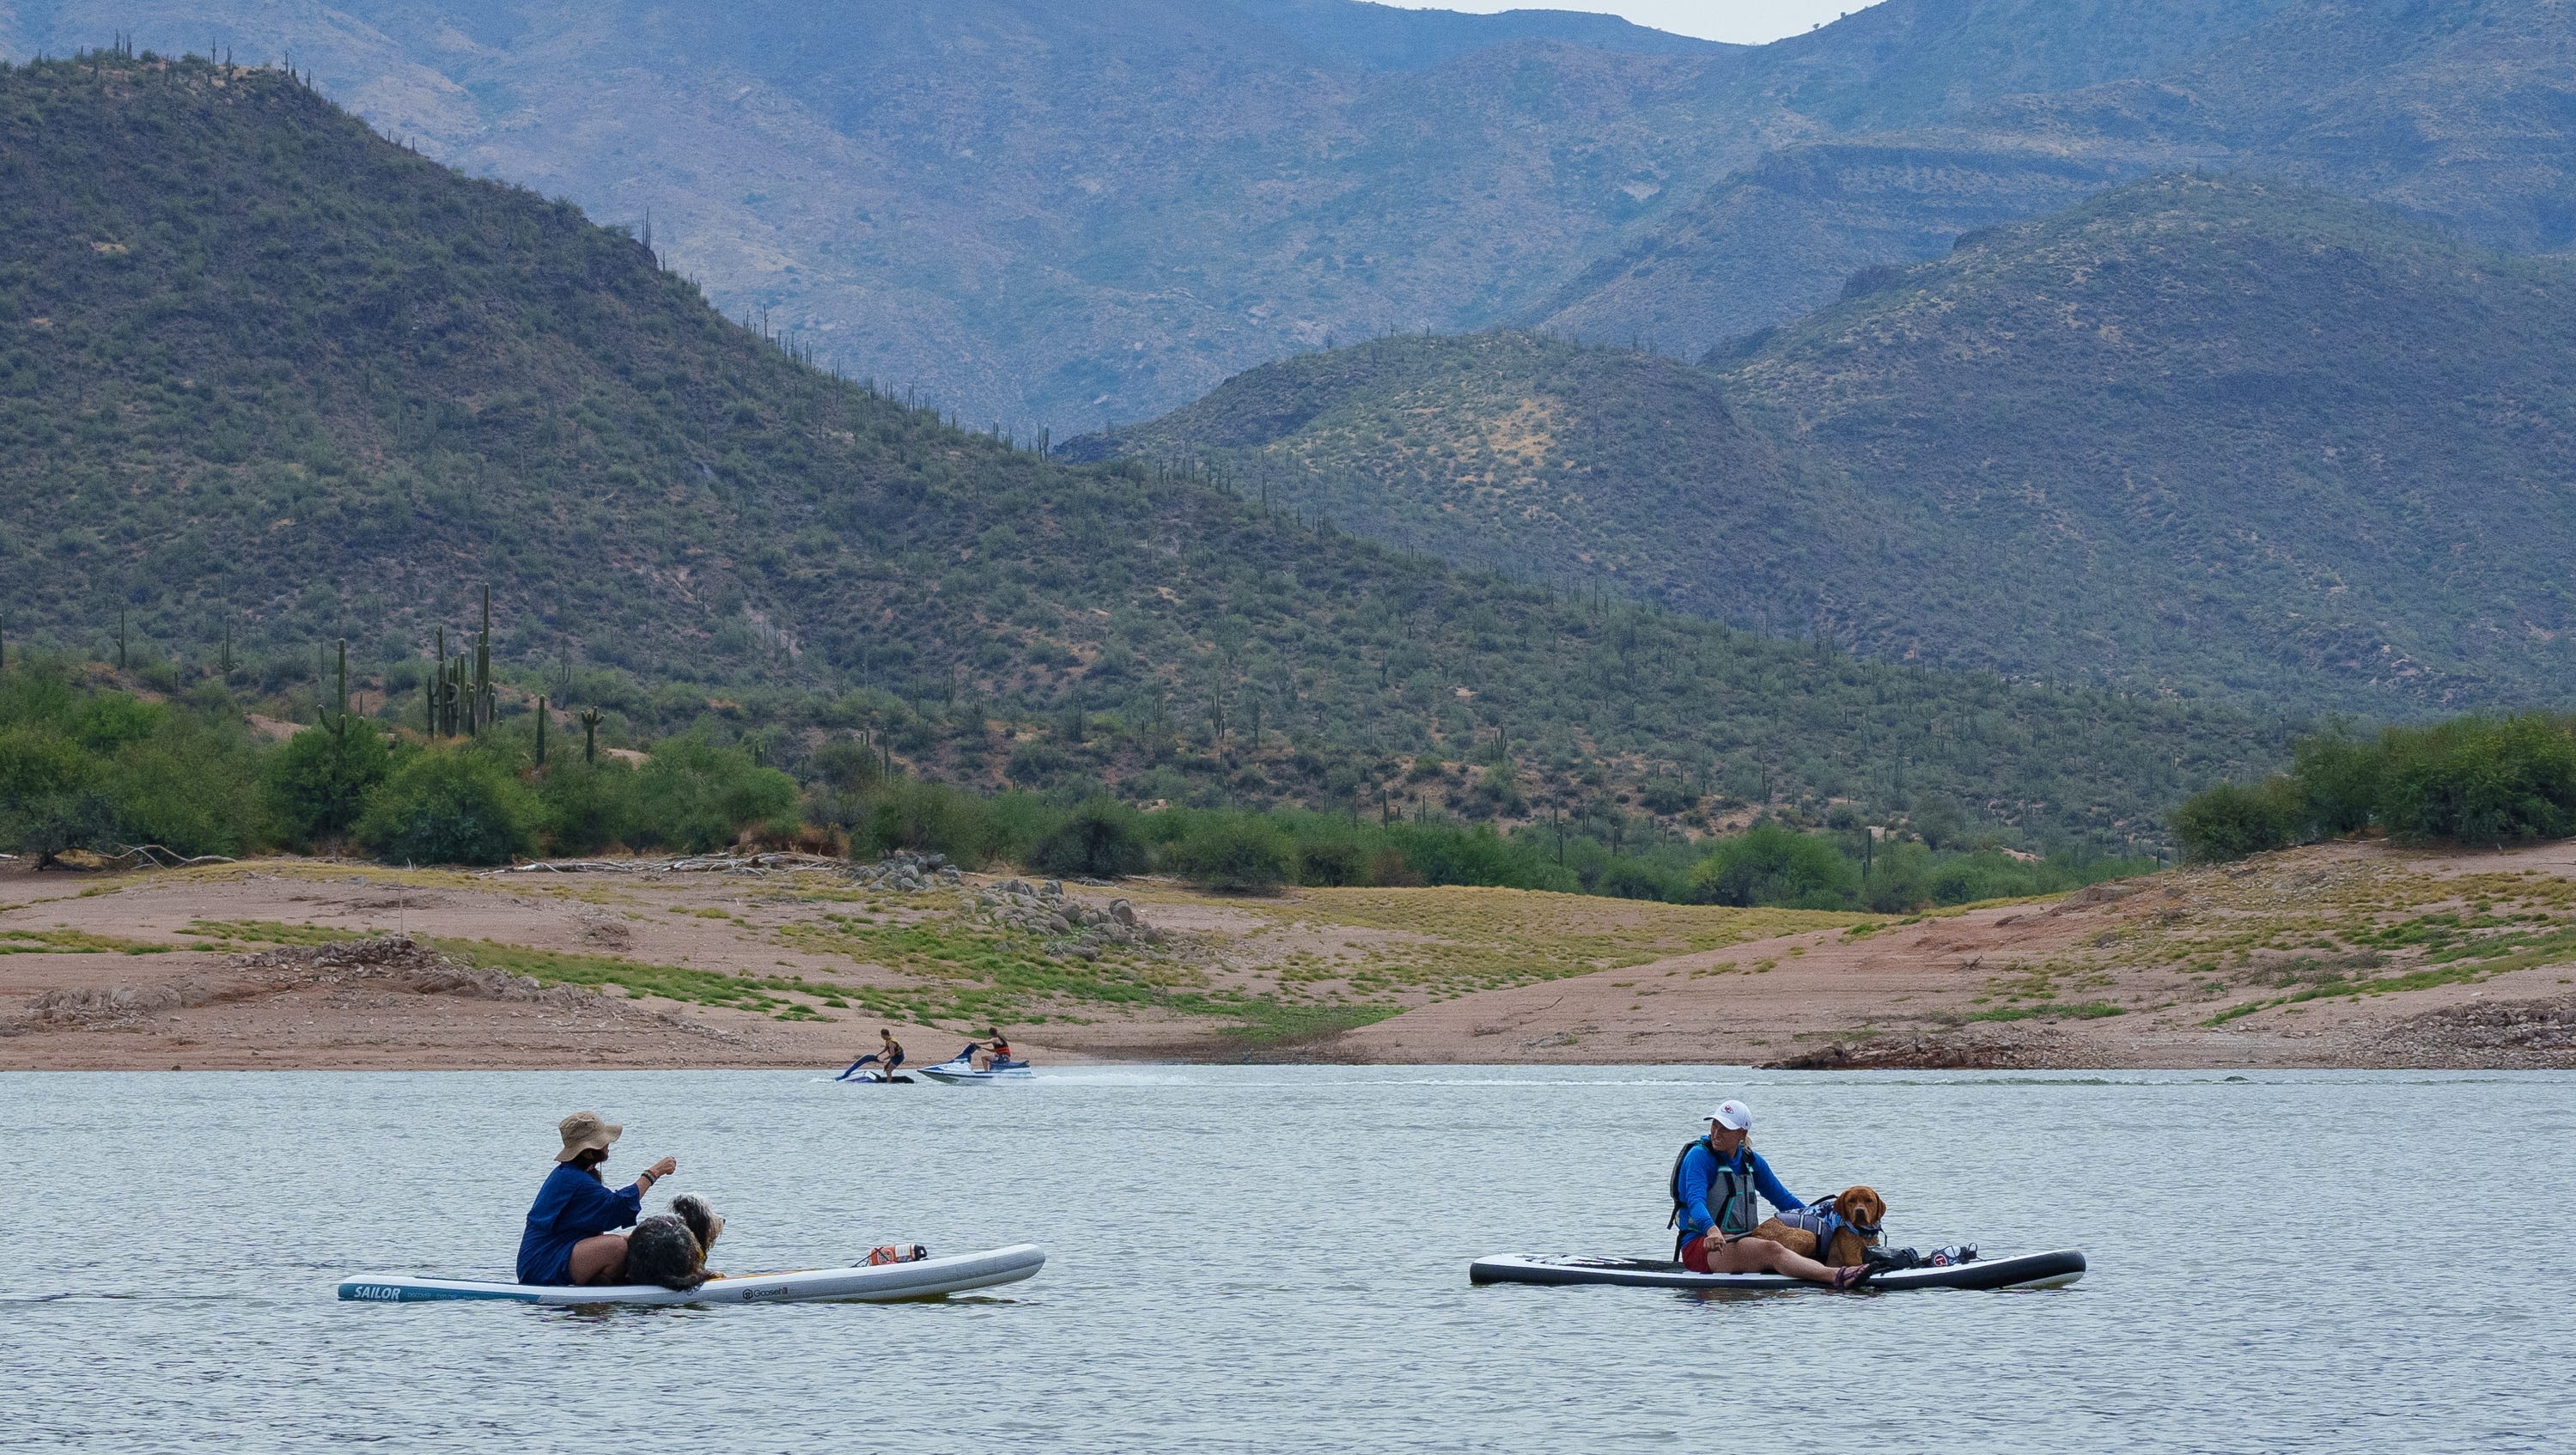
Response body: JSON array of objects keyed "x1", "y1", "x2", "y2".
[
  {"x1": 338, "y1": 1243, "x2": 1044, "y2": 1306},
  {"x1": 1469, "y1": 1248, "x2": 2084, "y2": 1293}
]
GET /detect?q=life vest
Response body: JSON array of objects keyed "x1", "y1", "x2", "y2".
[
  {"x1": 1767, "y1": 1202, "x2": 1846, "y2": 1250},
  {"x1": 1668, "y1": 1138, "x2": 1763, "y2": 1253}
]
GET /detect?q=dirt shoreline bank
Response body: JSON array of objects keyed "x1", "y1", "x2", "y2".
[{"x1": 5, "y1": 842, "x2": 2574, "y2": 1073}]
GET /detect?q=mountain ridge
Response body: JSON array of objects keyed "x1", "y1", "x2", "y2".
[
  {"x1": 0, "y1": 0, "x2": 2334, "y2": 431},
  {"x1": 1084, "y1": 174, "x2": 2576, "y2": 713},
  {"x1": 0, "y1": 52, "x2": 2285, "y2": 845}
]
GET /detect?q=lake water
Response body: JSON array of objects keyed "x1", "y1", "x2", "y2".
[{"x1": 8, "y1": 1067, "x2": 2573, "y2": 1452}]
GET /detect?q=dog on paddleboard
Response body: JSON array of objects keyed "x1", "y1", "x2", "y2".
[
  {"x1": 1750, "y1": 1185, "x2": 1885, "y2": 1268},
  {"x1": 624, "y1": 1195, "x2": 725, "y2": 1291}
]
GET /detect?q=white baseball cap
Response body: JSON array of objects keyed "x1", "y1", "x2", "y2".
[{"x1": 1708, "y1": 1099, "x2": 1752, "y2": 1131}]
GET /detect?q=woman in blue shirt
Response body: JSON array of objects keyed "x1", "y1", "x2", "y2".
[{"x1": 516, "y1": 1111, "x2": 679, "y2": 1286}]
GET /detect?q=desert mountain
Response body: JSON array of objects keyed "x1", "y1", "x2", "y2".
[
  {"x1": 1539, "y1": 0, "x2": 2576, "y2": 353},
  {"x1": 2, "y1": 0, "x2": 2313, "y2": 431},
  {"x1": 1087, "y1": 176, "x2": 2576, "y2": 711},
  {"x1": 0, "y1": 53, "x2": 2281, "y2": 840}
]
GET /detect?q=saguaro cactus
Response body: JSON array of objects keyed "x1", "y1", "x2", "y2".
[
  {"x1": 535, "y1": 696, "x2": 548, "y2": 765},
  {"x1": 581, "y1": 707, "x2": 603, "y2": 764}
]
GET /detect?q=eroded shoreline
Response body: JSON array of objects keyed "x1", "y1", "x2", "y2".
[{"x1": 5, "y1": 840, "x2": 2574, "y2": 1072}]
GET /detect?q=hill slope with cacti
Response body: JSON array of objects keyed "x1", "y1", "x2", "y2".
[
  {"x1": 1081, "y1": 177, "x2": 2576, "y2": 715},
  {"x1": 0, "y1": 52, "x2": 2291, "y2": 849}
]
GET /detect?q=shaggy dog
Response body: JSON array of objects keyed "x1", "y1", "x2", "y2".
[
  {"x1": 624, "y1": 1195, "x2": 725, "y2": 1291},
  {"x1": 1750, "y1": 1186, "x2": 1886, "y2": 1268}
]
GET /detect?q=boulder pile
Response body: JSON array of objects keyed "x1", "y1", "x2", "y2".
[
  {"x1": 851, "y1": 853, "x2": 963, "y2": 893},
  {"x1": 971, "y1": 878, "x2": 1161, "y2": 960}
]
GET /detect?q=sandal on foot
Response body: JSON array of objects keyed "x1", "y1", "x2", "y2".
[{"x1": 1830, "y1": 1263, "x2": 1875, "y2": 1291}]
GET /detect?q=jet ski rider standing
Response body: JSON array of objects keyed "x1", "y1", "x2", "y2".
[{"x1": 1672, "y1": 1099, "x2": 1872, "y2": 1290}]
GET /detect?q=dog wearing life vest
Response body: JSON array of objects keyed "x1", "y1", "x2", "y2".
[
  {"x1": 624, "y1": 1195, "x2": 725, "y2": 1291},
  {"x1": 1750, "y1": 1185, "x2": 1886, "y2": 1268}
]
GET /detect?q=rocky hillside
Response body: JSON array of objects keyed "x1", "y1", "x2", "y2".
[
  {"x1": 0, "y1": 0, "x2": 2311, "y2": 431},
  {"x1": 1538, "y1": 0, "x2": 2576, "y2": 353},
  {"x1": 0, "y1": 55, "x2": 2285, "y2": 841},
  {"x1": 1086, "y1": 177, "x2": 2576, "y2": 712}
]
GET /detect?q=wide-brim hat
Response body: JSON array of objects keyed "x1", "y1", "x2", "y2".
[{"x1": 556, "y1": 1110, "x2": 623, "y2": 1163}]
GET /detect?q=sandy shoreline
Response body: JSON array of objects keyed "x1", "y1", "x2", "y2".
[{"x1": 4, "y1": 842, "x2": 2573, "y2": 1072}]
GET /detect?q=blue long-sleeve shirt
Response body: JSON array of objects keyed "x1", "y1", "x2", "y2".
[
  {"x1": 1675, "y1": 1141, "x2": 1802, "y2": 1240},
  {"x1": 515, "y1": 1162, "x2": 644, "y2": 1285}
]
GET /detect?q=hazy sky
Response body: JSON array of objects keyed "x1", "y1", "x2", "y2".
[{"x1": 1403, "y1": 1, "x2": 1885, "y2": 46}]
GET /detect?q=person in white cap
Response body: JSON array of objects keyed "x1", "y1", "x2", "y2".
[{"x1": 1668, "y1": 1099, "x2": 1870, "y2": 1289}]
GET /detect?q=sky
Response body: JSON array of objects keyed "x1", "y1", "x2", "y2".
[{"x1": 1401, "y1": 1, "x2": 1885, "y2": 46}]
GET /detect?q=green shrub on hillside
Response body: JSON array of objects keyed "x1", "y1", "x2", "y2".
[
  {"x1": 2172, "y1": 778, "x2": 2308, "y2": 863},
  {"x1": 1163, "y1": 815, "x2": 1293, "y2": 893},
  {"x1": 533, "y1": 758, "x2": 642, "y2": 855},
  {"x1": 356, "y1": 749, "x2": 537, "y2": 866},
  {"x1": 1690, "y1": 822, "x2": 1860, "y2": 909},
  {"x1": 2176, "y1": 713, "x2": 2576, "y2": 860},
  {"x1": 630, "y1": 737, "x2": 799, "y2": 852},
  {"x1": 264, "y1": 723, "x2": 393, "y2": 847},
  {"x1": 1028, "y1": 795, "x2": 1150, "y2": 879},
  {"x1": 2375, "y1": 715, "x2": 2576, "y2": 844}
]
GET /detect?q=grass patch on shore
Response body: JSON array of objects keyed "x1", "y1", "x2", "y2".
[
  {"x1": 182, "y1": 919, "x2": 375, "y2": 948},
  {"x1": 423, "y1": 939, "x2": 856, "y2": 1021},
  {"x1": 1965, "y1": 1000, "x2": 2127, "y2": 1023},
  {"x1": 0, "y1": 928, "x2": 178, "y2": 954}
]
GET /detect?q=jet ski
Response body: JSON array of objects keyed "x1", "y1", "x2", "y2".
[{"x1": 915, "y1": 1043, "x2": 1035, "y2": 1085}]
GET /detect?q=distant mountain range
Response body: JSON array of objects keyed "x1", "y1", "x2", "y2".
[
  {"x1": 3, "y1": 0, "x2": 2389, "y2": 432},
  {"x1": 1081, "y1": 176, "x2": 2576, "y2": 712},
  {"x1": 0, "y1": 55, "x2": 2282, "y2": 841},
  {"x1": 1537, "y1": 0, "x2": 2576, "y2": 352}
]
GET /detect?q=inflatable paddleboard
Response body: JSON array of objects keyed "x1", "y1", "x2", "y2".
[
  {"x1": 1469, "y1": 1248, "x2": 2084, "y2": 1293},
  {"x1": 338, "y1": 1243, "x2": 1044, "y2": 1306}
]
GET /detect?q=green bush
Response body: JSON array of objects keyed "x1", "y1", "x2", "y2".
[
  {"x1": 356, "y1": 747, "x2": 538, "y2": 866},
  {"x1": 2171, "y1": 777, "x2": 2305, "y2": 863},
  {"x1": 533, "y1": 758, "x2": 640, "y2": 855},
  {"x1": 1028, "y1": 795, "x2": 1149, "y2": 879},
  {"x1": 263, "y1": 723, "x2": 393, "y2": 846},
  {"x1": 630, "y1": 736, "x2": 800, "y2": 851},
  {"x1": 107, "y1": 719, "x2": 265, "y2": 857},
  {"x1": 1162, "y1": 814, "x2": 1291, "y2": 893},
  {"x1": 2374, "y1": 714, "x2": 2576, "y2": 844},
  {"x1": 0, "y1": 725, "x2": 114, "y2": 865},
  {"x1": 1690, "y1": 821, "x2": 1860, "y2": 909}
]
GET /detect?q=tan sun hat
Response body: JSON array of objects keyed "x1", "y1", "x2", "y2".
[{"x1": 555, "y1": 1110, "x2": 623, "y2": 1163}]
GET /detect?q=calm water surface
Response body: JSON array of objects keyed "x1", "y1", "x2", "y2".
[{"x1": 7, "y1": 1067, "x2": 2573, "y2": 1452}]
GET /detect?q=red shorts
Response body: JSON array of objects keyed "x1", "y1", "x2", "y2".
[{"x1": 1680, "y1": 1235, "x2": 1717, "y2": 1274}]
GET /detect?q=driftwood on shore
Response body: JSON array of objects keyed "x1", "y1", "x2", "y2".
[{"x1": 481, "y1": 852, "x2": 846, "y2": 877}]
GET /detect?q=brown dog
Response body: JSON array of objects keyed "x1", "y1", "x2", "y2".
[{"x1": 1749, "y1": 1186, "x2": 1887, "y2": 1268}]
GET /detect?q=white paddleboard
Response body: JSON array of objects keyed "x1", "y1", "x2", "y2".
[{"x1": 338, "y1": 1243, "x2": 1044, "y2": 1306}]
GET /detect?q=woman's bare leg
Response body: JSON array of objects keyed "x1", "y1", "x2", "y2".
[
  {"x1": 1711, "y1": 1235, "x2": 1839, "y2": 1285},
  {"x1": 569, "y1": 1233, "x2": 629, "y2": 1285}
]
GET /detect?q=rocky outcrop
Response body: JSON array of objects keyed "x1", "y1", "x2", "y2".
[{"x1": 971, "y1": 879, "x2": 1161, "y2": 960}]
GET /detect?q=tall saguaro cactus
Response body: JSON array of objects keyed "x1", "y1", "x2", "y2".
[
  {"x1": 535, "y1": 695, "x2": 549, "y2": 765},
  {"x1": 581, "y1": 708, "x2": 603, "y2": 764}
]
